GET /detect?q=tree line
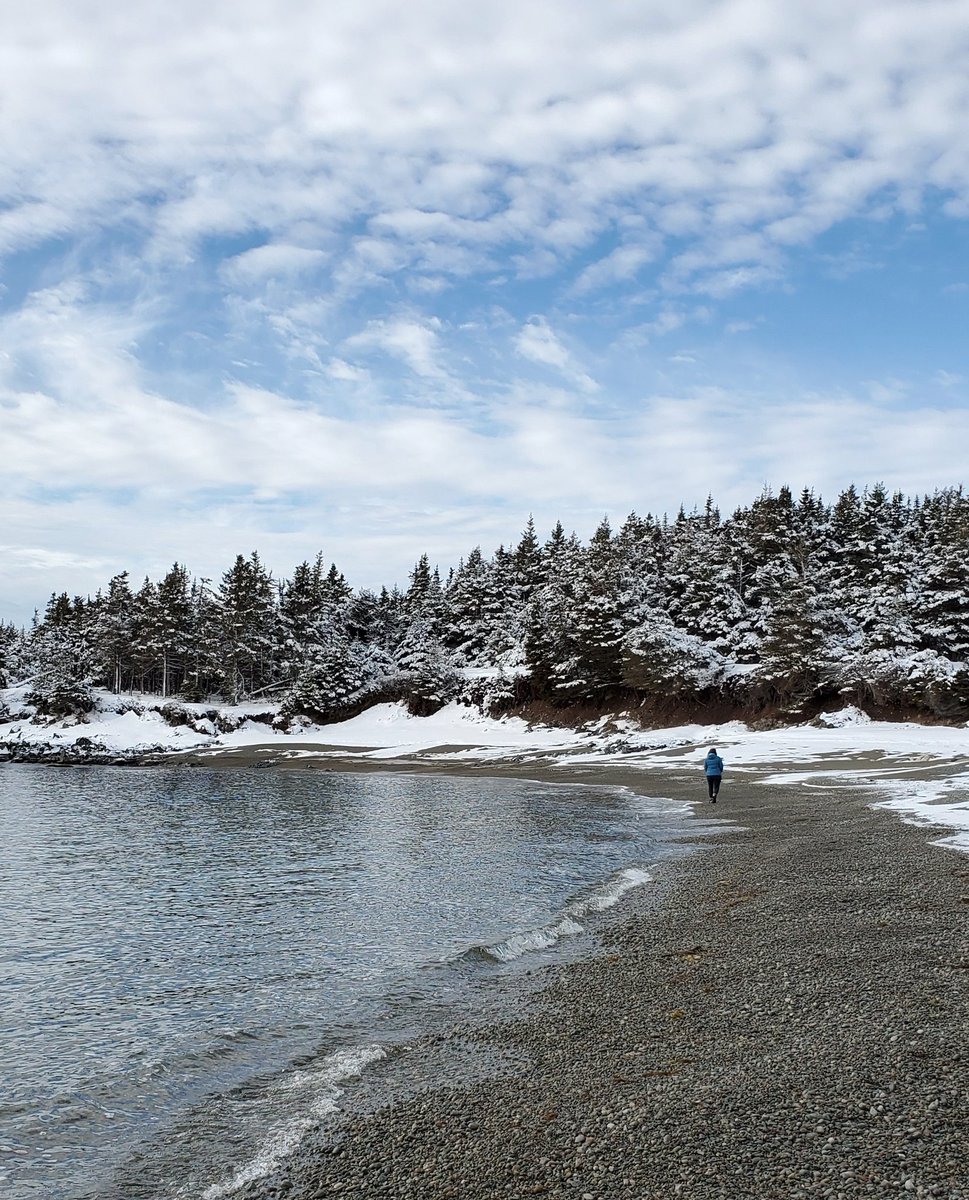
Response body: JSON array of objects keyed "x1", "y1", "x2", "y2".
[{"x1": 2, "y1": 482, "x2": 969, "y2": 722}]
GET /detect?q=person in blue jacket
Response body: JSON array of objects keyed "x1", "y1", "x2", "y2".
[{"x1": 703, "y1": 747, "x2": 724, "y2": 802}]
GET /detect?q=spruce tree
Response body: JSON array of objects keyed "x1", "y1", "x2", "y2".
[
  {"x1": 27, "y1": 595, "x2": 96, "y2": 716},
  {"x1": 155, "y1": 564, "x2": 194, "y2": 698},
  {"x1": 442, "y1": 547, "x2": 491, "y2": 662},
  {"x1": 92, "y1": 572, "x2": 135, "y2": 693},
  {"x1": 525, "y1": 522, "x2": 581, "y2": 698},
  {"x1": 214, "y1": 553, "x2": 279, "y2": 703},
  {"x1": 557, "y1": 518, "x2": 628, "y2": 699},
  {"x1": 394, "y1": 616, "x2": 461, "y2": 714}
]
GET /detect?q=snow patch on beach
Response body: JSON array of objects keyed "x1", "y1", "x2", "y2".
[
  {"x1": 872, "y1": 778, "x2": 969, "y2": 854},
  {"x1": 564, "y1": 715, "x2": 969, "y2": 855},
  {"x1": 812, "y1": 705, "x2": 872, "y2": 728},
  {"x1": 0, "y1": 689, "x2": 223, "y2": 753},
  {"x1": 220, "y1": 700, "x2": 580, "y2": 755}
]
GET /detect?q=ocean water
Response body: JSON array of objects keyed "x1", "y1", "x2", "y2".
[{"x1": 0, "y1": 763, "x2": 695, "y2": 1200}]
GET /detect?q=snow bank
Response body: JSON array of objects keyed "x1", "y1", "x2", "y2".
[
  {"x1": 0, "y1": 689, "x2": 276, "y2": 755},
  {"x1": 0, "y1": 690, "x2": 580, "y2": 759},
  {"x1": 219, "y1": 701, "x2": 580, "y2": 755}
]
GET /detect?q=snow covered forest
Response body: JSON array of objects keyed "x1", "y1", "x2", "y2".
[{"x1": 3, "y1": 483, "x2": 969, "y2": 724}]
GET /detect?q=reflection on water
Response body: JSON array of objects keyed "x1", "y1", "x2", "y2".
[{"x1": 0, "y1": 763, "x2": 690, "y2": 1199}]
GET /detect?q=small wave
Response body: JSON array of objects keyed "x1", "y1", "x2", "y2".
[
  {"x1": 486, "y1": 916, "x2": 585, "y2": 962},
  {"x1": 567, "y1": 865, "x2": 653, "y2": 916},
  {"x1": 199, "y1": 1043, "x2": 385, "y2": 1199},
  {"x1": 469, "y1": 865, "x2": 653, "y2": 964}
]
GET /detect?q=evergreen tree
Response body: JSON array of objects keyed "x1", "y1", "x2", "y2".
[
  {"x1": 153, "y1": 564, "x2": 194, "y2": 698},
  {"x1": 0, "y1": 622, "x2": 28, "y2": 690},
  {"x1": 917, "y1": 490, "x2": 969, "y2": 661},
  {"x1": 279, "y1": 556, "x2": 326, "y2": 683},
  {"x1": 394, "y1": 616, "x2": 461, "y2": 714},
  {"x1": 525, "y1": 522, "x2": 581, "y2": 698},
  {"x1": 345, "y1": 587, "x2": 383, "y2": 643},
  {"x1": 622, "y1": 608, "x2": 726, "y2": 698},
  {"x1": 404, "y1": 554, "x2": 432, "y2": 617},
  {"x1": 27, "y1": 595, "x2": 96, "y2": 716},
  {"x1": 723, "y1": 486, "x2": 800, "y2": 660},
  {"x1": 442, "y1": 547, "x2": 491, "y2": 662},
  {"x1": 213, "y1": 553, "x2": 279, "y2": 703},
  {"x1": 130, "y1": 577, "x2": 162, "y2": 692},
  {"x1": 91, "y1": 572, "x2": 135, "y2": 693},
  {"x1": 281, "y1": 625, "x2": 368, "y2": 720},
  {"x1": 758, "y1": 574, "x2": 830, "y2": 701},
  {"x1": 513, "y1": 516, "x2": 544, "y2": 607},
  {"x1": 180, "y1": 578, "x2": 218, "y2": 700},
  {"x1": 482, "y1": 545, "x2": 520, "y2": 662},
  {"x1": 554, "y1": 518, "x2": 629, "y2": 698},
  {"x1": 664, "y1": 505, "x2": 744, "y2": 651}
]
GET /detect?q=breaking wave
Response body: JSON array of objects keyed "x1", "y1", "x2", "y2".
[
  {"x1": 467, "y1": 865, "x2": 653, "y2": 964},
  {"x1": 198, "y1": 1043, "x2": 386, "y2": 1199}
]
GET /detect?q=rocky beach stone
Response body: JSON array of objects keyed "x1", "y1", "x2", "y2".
[{"x1": 235, "y1": 772, "x2": 969, "y2": 1200}]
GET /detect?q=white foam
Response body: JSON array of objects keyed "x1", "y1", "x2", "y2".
[
  {"x1": 199, "y1": 1044, "x2": 385, "y2": 1199},
  {"x1": 487, "y1": 916, "x2": 584, "y2": 962},
  {"x1": 484, "y1": 866, "x2": 653, "y2": 962},
  {"x1": 567, "y1": 866, "x2": 653, "y2": 916}
]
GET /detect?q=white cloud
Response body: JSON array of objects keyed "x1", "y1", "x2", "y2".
[
  {"x1": 3, "y1": 1, "x2": 969, "y2": 293},
  {"x1": 630, "y1": 305, "x2": 711, "y2": 342},
  {"x1": 2, "y1": 356, "x2": 968, "y2": 622},
  {"x1": 515, "y1": 317, "x2": 598, "y2": 393},
  {"x1": 326, "y1": 357, "x2": 371, "y2": 383},
  {"x1": 572, "y1": 240, "x2": 659, "y2": 294},
  {"x1": 221, "y1": 244, "x2": 329, "y2": 285},
  {"x1": 344, "y1": 316, "x2": 447, "y2": 379},
  {"x1": 3, "y1": 1, "x2": 969, "y2": 621}
]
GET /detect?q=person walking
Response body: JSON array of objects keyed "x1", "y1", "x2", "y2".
[{"x1": 703, "y1": 747, "x2": 724, "y2": 802}]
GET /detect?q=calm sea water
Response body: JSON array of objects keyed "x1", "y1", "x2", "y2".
[{"x1": 0, "y1": 763, "x2": 695, "y2": 1200}]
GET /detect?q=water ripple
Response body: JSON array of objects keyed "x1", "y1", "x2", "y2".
[{"x1": 0, "y1": 763, "x2": 688, "y2": 1200}]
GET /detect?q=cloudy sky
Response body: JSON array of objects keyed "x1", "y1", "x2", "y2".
[{"x1": 3, "y1": 0, "x2": 969, "y2": 622}]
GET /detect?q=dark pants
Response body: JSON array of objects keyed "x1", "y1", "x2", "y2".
[{"x1": 707, "y1": 774, "x2": 722, "y2": 799}]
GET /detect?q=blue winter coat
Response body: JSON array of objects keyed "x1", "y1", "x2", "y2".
[{"x1": 704, "y1": 752, "x2": 724, "y2": 776}]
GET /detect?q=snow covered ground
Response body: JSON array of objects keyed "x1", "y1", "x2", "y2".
[
  {"x1": 2, "y1": 690, "x2": 968, "y2": 853},
  {"x1": 563, "y1": 706, "x2": 969, "y2": 853},
  {"x1": 0, "y1": 687, "x2": 582, "y2": 757}
]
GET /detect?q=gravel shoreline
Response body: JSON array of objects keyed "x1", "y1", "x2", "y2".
[{"x1": 236, "y1": 774, "x2": 968, "y2": 1200}]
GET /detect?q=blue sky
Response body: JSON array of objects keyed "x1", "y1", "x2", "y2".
[{"x1": 2, "y1": 0, "x2": 969, "y2": 623}]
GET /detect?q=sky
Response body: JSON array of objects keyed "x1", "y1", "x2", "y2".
[{"x1": 2, "y1": 0, "x2": 969, "y2": 623}]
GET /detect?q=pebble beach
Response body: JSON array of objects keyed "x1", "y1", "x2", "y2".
[{"x1": 233, "y1": 768, "x2": 969, "y2": 1200}]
